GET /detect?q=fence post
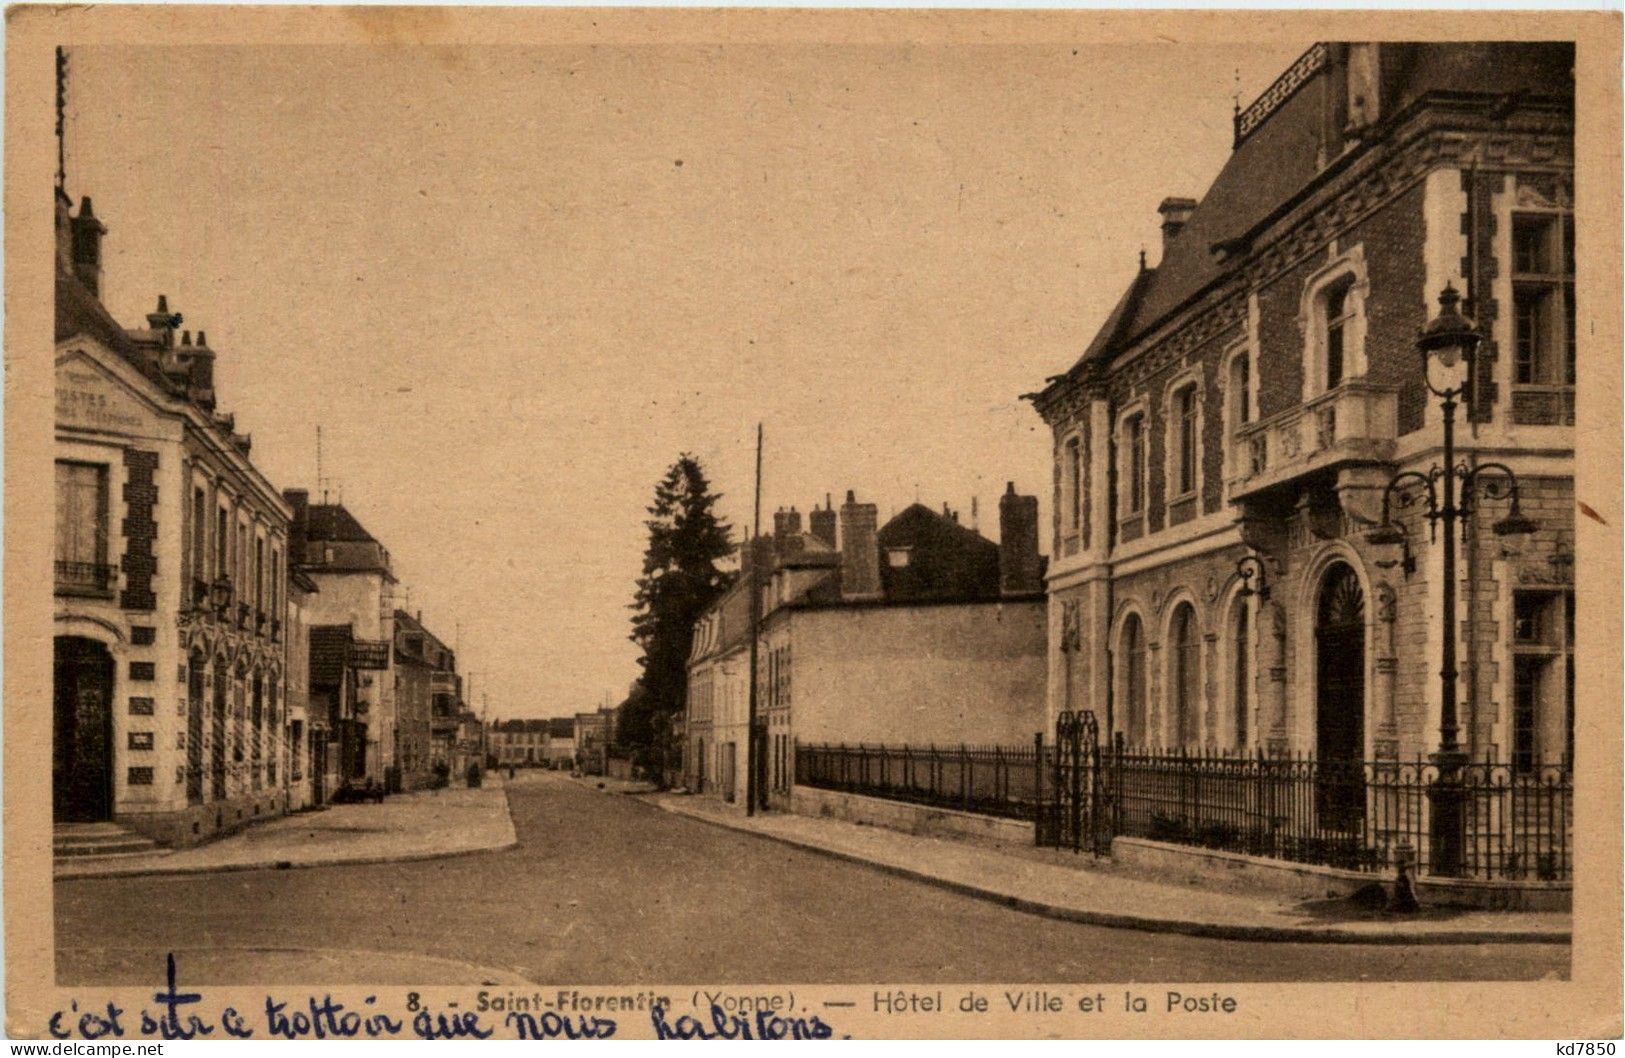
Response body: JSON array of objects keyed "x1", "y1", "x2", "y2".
[{"x1": 1033, "y1": 731, "x2": 1044, "y2": 846}]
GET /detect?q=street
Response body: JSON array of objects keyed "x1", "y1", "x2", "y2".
[{"x1": 56, "y1": 773, "x2": 1568, "y2": 986}]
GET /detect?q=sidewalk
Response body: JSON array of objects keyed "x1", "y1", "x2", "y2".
[
  {"x1": 55, "y1": 781, "x2": 517, "y2": 881},
  {"x1": 651, "y1": 793, "x2": 1571, "y2": 945}
]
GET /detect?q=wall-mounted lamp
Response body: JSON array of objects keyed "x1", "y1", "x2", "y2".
[{"x1": 1235, "y1": 554, "x2": 1270, "y2": 601}]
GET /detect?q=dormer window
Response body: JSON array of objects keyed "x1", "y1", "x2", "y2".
[{"x1": 886, "y1": 547, "x2": 912, "y2": 568}]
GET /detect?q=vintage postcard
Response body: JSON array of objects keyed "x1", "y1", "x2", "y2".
[{"x1": 5, "y1": 6, "x2": 1621, "y2": 1041}]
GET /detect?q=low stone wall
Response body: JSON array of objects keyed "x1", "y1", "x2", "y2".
[
  {"x1": 1113, "y1": 836, "x2": 1571, "y2": 911},
  {"x1": 792, "y1": 785, "x2": 1032, "y2": 846},
  {"x1": 121, "y1": 789, "x2": 290, "y2": 848}
]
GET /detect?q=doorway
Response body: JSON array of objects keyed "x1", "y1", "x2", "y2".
[
  {"x1": 54, "y1": 637, "x2": 114, "y2": 822},
  {"x1": 1315, "y1": 562, "x2": 1366, "y2": 831}
]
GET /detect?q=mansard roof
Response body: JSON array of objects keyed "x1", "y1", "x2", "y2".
[{"x1": 1059, "y1": 42, "x2": 1574, "y2": 382}]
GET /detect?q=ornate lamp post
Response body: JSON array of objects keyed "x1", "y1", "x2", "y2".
[{"x1": 1365, "y1": 285, "x2": 1536, "y2": 877}]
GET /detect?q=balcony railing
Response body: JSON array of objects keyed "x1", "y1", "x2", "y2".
[
  {"x1": 55, "y1": 560, "x2": 117, "y2": 597},
  {"x1": 1229, "y1": 381, "x2": 1398, "y2": 498}
]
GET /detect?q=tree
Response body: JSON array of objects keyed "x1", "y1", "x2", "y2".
[{"x1": 624, "y1": 455, "x2": 735, "y2": 768}]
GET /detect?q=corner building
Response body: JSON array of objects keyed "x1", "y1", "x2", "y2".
[{"x1": 1030, "y1": 44, "x2": 1575, "y2": 778}]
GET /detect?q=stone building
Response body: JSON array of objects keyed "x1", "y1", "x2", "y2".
[
  {"x1": 392, "y1": 610, "x2": 458, "y2": 789},
  {"x1": 284, "y1": 490, "x2": 400, "y2": 787},
  {"x1": 54, "y1": 188, "x2": 294, "y2": 846},
  {"x1": 686, "y1": 485, "x2": 1048, "y2": 812},
  {"x1": 1027, "y1": 43, "x2": 1575, "y2": 780}
]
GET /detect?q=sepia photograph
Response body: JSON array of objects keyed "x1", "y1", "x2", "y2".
[{"x1": 5, "y1": 7, "x2": 1620, "y2": 1041}]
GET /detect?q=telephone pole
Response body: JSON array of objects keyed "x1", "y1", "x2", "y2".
[{"x1": 746, "y1": 423, "x2": 763, "y2": 817}]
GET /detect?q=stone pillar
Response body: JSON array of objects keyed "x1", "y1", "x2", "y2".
[
  {"x1": 1265, "y1": 600, "x2": 1290, "y2": 756},
  {"x1": 1372, "y1": 582, "x2": 1399, "y2": 758}
]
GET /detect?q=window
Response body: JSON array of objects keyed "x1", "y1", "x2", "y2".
[
  {"x1": 1230, "y1": 352, "x2": 1251, "y2": 427},
  {"x1": 1172, "y1": 384, "x2": 1199, "y2": 497},
  {"x1": 1509, "y1": 590, "x2": 1574, "y2": 774},
  {"x1": 192, "y1": 486, "x2": 207, "y2": 588},
  {"x1": 887, "y1": 547, "x2": 912, "y2": 568},
  {"x1": 1512, "y1": 213, "x2": 1575, "y2": 386},
  {"x1": 1170, "y1": 603, "x2": 1200, "y2": 746},
  {"x1": 1063, "y1": 436, "x2": 1083, "y2": 537},
  {"x1": 1121, "y1": 413, "x2": 1146, "y2": 516},
  {"x1": 216, "y1": 506, "x2": 228, "y2": 584},
  {"x1": 1120, "y1": 613, "x2": 1146, "y2": 746},
  {"x1": 55, "y1": 461, "x2": 110, "y2": 593},
  {"x1": 255, "y1": 537, "x2": 265, "y2": 616},
  {"x1": 1323, "y1": 276, "x2": 1355, "y2": 389}
]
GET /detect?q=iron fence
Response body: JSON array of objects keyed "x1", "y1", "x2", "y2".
[
  {"x1": 797, "y1": 736, "x2": 1572, "y2": 881},
  {"x1": 1105, "y1": 746, "x2": 1572, "y2": 881},
  {"x1": 796, "y1": 742, "x2": 1040, "y2": 821}
]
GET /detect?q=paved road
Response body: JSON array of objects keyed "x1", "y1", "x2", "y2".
[{"x1": 56, "y1": 773, "x2": 1568, "y2": 985}]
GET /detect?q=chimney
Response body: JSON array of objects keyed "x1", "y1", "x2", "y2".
[
  {"x1": 773, "y1": 506, "x2": 803, "y2": 541},
  {"x1": 839, "y1": 489, "x2": 881, "y2": 599},
  {"x1": 1157, "y1": 197, "x2": 1198, "y2": 254},
  {"x1": 809, "y1": 494, "x2": 837, "y2": 548},
  {"x1": 70, "y1": 197, "x2": 107, "y2": 299},
  {"x1": 146, "y1": 294, "x2": 177, "y2": 350},
  {"x1": 999, "y1": 481, "x2": 1042, "y2": 596},
  {"x1": 186, "y1": 330, "x2": 217, "y2": 410}
]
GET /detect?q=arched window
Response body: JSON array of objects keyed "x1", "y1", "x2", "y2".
[
  {"x1": 1323, "y1": 276, "x2": 1355, "y2": 389},
  {"x1": 1120, "y1": 613, "x2": 1146, "y2": 746},
  {"x1": 1172, "y1": 384, "x2": 1199, "y2": 498},
  {"x1": 1229, "y1": 352, "x2": 1251, "y2": 427},
  {"x1": 1121, "y1": 413, "x2": 1146, "y2": 515},
  {"x1": 1171, "y1": 602, "x2": 1200, "y2": 746}
]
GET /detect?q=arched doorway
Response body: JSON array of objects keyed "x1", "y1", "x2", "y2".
[
  {"x1": 1315, "y1": 563, "x2": 1366, "y2": 830},
  {"x1": 54, "y1": 636, "x2": 114, "y2": 822}
]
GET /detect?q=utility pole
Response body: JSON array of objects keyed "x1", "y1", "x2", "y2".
[{"x1": 746, "y1": 423, "x2": 763, "y2": 817}]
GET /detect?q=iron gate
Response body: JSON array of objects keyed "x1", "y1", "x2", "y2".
[{"x1": 1037, "y1": 710, "x2": 1110, "y2": 854}]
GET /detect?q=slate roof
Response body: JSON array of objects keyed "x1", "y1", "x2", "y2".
[
  {"x1": 1063, "y1": 42, "x2": 1574, "y2": 377},
  {"x1": 304, "y1": 504, "x2": 382, "y2": 544},
  {"x1": 547, "y1": 717, "x2": 575, "y2": 738}
]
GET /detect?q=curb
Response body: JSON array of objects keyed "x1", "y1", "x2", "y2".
[
  {"x1": 653, "y1": 801, "x2": 1571, "y2": 947},
  {"x1": 55, "y1": 787, "x2": 520, "y2": 882}
]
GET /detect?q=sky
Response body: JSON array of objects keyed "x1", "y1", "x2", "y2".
[{"x1": 63, "y1": 39, "x2": 1306, "y2": 719}]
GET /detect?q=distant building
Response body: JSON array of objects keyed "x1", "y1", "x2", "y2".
[
  {"x1": 572, "y1": 709, "x2": 616, "y2": 775},
  {"x1": 687, "y1": 486, "x2": 1048, "y2": 811},
  {"x1": 54, "y1": 187, "x2": 295, "y2": 846},
  {"x1": 392, "y1": 610, "x2": 458, "y2": 790},
  {"x1": 285, "y1": 491, "x2": 399, "y2": 786},
  {"x1": 491, "y1": 719, "x2": 551, "y2": 766},
  {"x1": 284, "y1": 570, "x2": 319, "y2": 811},
  {"x1": 307, "y1": 624, "x2": 358, "y2": 799}
]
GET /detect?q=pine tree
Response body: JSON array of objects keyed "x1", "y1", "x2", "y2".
[{"x1": 623, "y1": 455, "x2": 735, "y2": 766}]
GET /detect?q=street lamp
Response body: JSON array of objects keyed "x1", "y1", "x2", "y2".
[
  {"x1": 1364, "y1": 284, "x2": 1536, "y2": 878},
  {"x1": 1235, "y1": 554, "x2": 1270, "y2": 601}
]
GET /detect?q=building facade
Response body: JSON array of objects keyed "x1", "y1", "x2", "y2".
[
  {"x1": 54, "y1": 189, "x2": 294, "y2": 846},
  {"x1": 285, "y1": 490, "x2": 400, "y2": 786},
  {"x1": 686, "y1": 486, "x2": 1048, "y2": 812},
  {"x1": 392, "y1": 609, "x2": 458, "y2": 790},
  {"x1": 1028, "y1": 44, "x2": 1575, "y2": 780}
]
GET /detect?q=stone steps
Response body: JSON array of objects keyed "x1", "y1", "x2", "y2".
[{"x1": 54, "y1": 822, "x2": 163, "y2": 858}]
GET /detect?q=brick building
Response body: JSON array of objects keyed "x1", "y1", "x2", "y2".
[
  {"x1": 1028, "y1": 44, "x2": 1574, "y2": 781},
  {"x1": 54, "y1": 187, "x2": 295, "y2": 846}
]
